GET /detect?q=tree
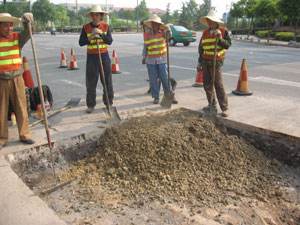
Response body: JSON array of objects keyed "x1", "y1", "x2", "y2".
[
  {"x1": 179, "y1": 0, "x2": 199, "y2": 29},
  {"x1": 229, "y1": 1, "x2": 244, "y2": 29},
  {"x1": 244, "y1": 0, "x2": 258, "y2": 33},
  {"x1": 255, "y1": 0, "x2": 279, "y2": 27},
  {"x1": 161, "y1": 3, "x2": 171, "y2": 24},
  {"x1": 198, "y1": 0, "x2": 211, "y2": 29},
  {"x1": 32, "y1": 0, "x2": 55, "y2": 30},
  {"x1": 53, "y1": 5, "x2": 69, "y2": 31},
  {"x1": 0, "y1": 1, "x2": 30, "y2": 18},
  {"x1": 135, "y1": 0, "x2": 149, "y2": 22},
  {"x1": 278, "y1": 0, "x2": 300, "y2": 37},
  {"x1": 255, "y1": 0, "x2": 279, "y2": 42}
]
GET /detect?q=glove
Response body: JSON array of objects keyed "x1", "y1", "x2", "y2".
[
  {"x1": 213, "y1": 29, "x2": 222, "y2": 38},
  {"x1": 92, "y1": 28, "x2": 103, "y2": 35},
  {"x1": 22, "y1": 13, "x2": 34, "y2": 24}
]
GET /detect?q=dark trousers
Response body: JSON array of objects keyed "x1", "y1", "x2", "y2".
[
  {"x1": 203, "y1": 63, "x2": 228, "y2": 111},
  {"x1": 86, "y1": 54, "x2": 114, "y2": 107}
]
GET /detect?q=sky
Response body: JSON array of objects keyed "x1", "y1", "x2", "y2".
[{"x1": 51, "y1": 0, "x2": 239, "y2": 17}]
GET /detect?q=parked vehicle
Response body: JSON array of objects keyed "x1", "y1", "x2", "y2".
[{"x1": 169, "y1": 25, "x2": 197, "y2": 46}]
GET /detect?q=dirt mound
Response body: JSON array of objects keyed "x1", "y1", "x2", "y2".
[{"x1": 62, "y1": 109, "x2": 282, "y2": 206}]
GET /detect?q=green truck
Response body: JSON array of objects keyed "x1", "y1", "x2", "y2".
[{"x1": 169, "y1": 25, "x2": 197, "y2": 46}]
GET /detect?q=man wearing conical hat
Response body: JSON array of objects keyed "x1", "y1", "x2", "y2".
[
  {"x1": 79, "y1": 5, "x2": 114, "y2": 113},
  {"x1": 142, "y1": 14, "x2": 177, "y2": 105},
  {"x1": 198, "y1": 9, "x2": 231, "y2": 117},
  {"x1": 0, "y1": 12, "x2": 35, "y2": 150}
]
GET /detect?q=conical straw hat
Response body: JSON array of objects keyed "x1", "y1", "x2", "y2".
[
  {"x1": 200, "y1": 9, "x2": 224, "y2": 27},
  {"x1": 144, "y1": 14, "x2": 163, "y2": 26},
  {"x1": 0, "y1": 13, "x2": 21, "y2": 25},
  {"x1": 88, "y1": 5, "x2": 107, "y2": 16}
]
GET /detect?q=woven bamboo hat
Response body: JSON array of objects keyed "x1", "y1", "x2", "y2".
[
  {"x1": 88, "y1": 5, "x2": 108, "y2": 15},
  {"x1": 0, "y1": 13, "x2": 21, "y2": 25},
  {"x1": 144, "y1": 14, "x2": 163, "y2": 26},
  {"x1": 200, "y1": 9, "x2": 224, "y2": 26}
]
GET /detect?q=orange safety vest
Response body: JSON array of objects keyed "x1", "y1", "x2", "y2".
[
  {"x1": 0, "y1": 32, "x2": 22, "y2": 72},
  {"x1": 84, "y1": 22, "x2": 109, "y2": 54},
  {"x1": 144, "y1": 30, "x2": 167, "y2": 58},
  {"x1": 201, "y1": 28, "x2": 226, "y2": 61}
]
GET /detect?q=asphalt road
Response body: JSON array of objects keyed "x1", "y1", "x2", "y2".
[{"x1": 22, "y1": 32, "x2": 300, "y2": 109}]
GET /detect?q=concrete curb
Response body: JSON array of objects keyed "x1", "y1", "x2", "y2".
[
  {"x1": 0, "y1": 156, "x2": 66, "y2": 225},
  {"x1": 0, "y1": 130, "x2": 104, "y2": 225},
  {"x1": 232, "y1": 37, "x2": 300, "y2": 48}
]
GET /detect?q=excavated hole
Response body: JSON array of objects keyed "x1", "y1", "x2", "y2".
[{"x1": 10, "y1": 108, "x2": 300, "y2": 225}]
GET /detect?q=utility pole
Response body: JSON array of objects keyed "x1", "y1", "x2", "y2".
[
  {"x1": 136, "y1": 0, "x2": 139, "y2": 32},
  {"x1": 75, "y1": 0, "x2": 78, "y2": 15},
  {"x1": 106, "y1": 0, "x2": 110, "y2": 25}
]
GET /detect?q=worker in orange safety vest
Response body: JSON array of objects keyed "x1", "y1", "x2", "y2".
[
  {"x1": 0, "y1": 12, "x2": 35, "y2": 150},
  {"x1": 197, "y1": 9, "x2": 231, "y2": 117}
]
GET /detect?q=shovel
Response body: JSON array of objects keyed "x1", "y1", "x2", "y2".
[
  {"x1": 160, "y1": 31, "x2": 173, "y2": 108},
  {"x1": 96, "y1": 40, "x2": 121, "y2": 123},
  {"x1": 27, "y1": 20, "x2": 57, "y2": 181},
  {"x1": 30, "y1": 97, "x2": 81, "y2": 127},
  {"x1": 209, "y1": 33, "x2": 219, "y2": 115}
]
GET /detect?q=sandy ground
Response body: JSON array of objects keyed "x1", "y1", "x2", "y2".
[{"x1": 14, "y1": 109, "x2": 300, "y2": 225}]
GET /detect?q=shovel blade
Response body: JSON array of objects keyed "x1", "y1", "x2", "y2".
[
  {"x1": 103, "y1": 106, "x2": 121, "y2": 123},
  {"x1": 65, "y1": 97, "x2": 81, "y2": 107},
  {"x1": 160, "y1": 94, "x2": 172, "y2": 108}
]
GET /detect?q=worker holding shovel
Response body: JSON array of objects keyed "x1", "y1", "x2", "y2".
[
  {"x1": 0, "y1": 13, "x2": 35, "y2": 150},
  {"x1": 143, "y1": 14, "x2": 177, "y2": 106},
  {"x1": 198, "y1": 10, "x2": 231, "y2": 117},
  {"x1": 79, "y1": 5, "x2": 114, "y2": 114}
]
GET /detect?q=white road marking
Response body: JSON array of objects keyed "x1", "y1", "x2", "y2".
[
  {"x1": 170, "y1": 65, "x2": 195, "y2": 71},
  {"x1": 60, "y1": 79, "x2": 84, "y2": 88},
  {"x1": 171, "y1": 65, "x2": 300, "y2": 88},
  {"x1": 252, "y1": 76, "x2": 300, "y2": 88},
  {"x1": 36, "y1": 59, "x2": 86, "y2": 67}
]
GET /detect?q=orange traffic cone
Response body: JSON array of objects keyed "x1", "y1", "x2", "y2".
[
  {"x1": 111, "y1": 50, "x2": 121, "y2": 74},
  {"x1": 232, "y1": 59, "x2": 253, "y2": 96},
  {"x1": 192, "y1": 69, "x2": 204, "y2": 87},
  {"x1": 68, "y1": 48, "x2": 79, "y2": 70},
  {"x1": 22, "y1": 57, "x2": 34, "y2": 88},
  {"x1": 59, "y1": 48, "x2": 68, "y2": 68}
]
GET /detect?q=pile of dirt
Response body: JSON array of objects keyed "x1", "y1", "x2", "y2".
[{"x1": 61, "y1": 109, "x2": 283, "y2": 206}]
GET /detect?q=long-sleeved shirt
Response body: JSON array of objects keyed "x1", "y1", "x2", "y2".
[
  {"x1": 0, "y1": 23, "x2": 30, "y2": 79},
  {"x1": 79, "y1": 22, "x2": 113, "y2": 60},
  {"x1": 198, "y1": 28, "x2": 231, "y2": 67}
]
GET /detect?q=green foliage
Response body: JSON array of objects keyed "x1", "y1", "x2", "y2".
[
  {"x1": 135, "y1": 0, "x2": 149, "y2": 22},
  {"x1": 0, "y1": 1, "x2": 30, "y2": 17},
  {"x1": 278, "y1": 0, "x2": 300, "y2": 32},
  {"x1": 255, "y1": 30, "x2": 271, "y2": 37},
  {"x1": 274, "y1": 32, "x2": 295, "y2": 41},
  {"x1": 53, "y1": 5, "x2": 69, "y2": 29},
  {"x1": 254, "y1": 0, "x2": 279, "y2": 26},
  {"x1": 161, "y1": 3, "x2": 171, "y2": 23},
  {"x1": 178, "y1": 0, "x2": 202, "y2": 29},
  {"x1": 32, "y1": 0, "x2": 55, "y2": 29},
  {"x1": 111, "y1": 17, "x2": 135, "y2": 30},
  {"x1": 256, "y1": 30, "x2": 296, "y2": 41}
]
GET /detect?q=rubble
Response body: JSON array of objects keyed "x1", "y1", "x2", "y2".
[{"x1": 60, "y1": 109, "x2": 283, "y2": 206}]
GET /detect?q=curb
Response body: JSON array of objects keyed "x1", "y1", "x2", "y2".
[{"x1": 232, "y1": 37, "x2": 300, "y2": 48}]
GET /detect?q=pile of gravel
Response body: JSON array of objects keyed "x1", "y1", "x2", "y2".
[{"x1": 62, "y1": 109, "x2": 282, "y2": 205}]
